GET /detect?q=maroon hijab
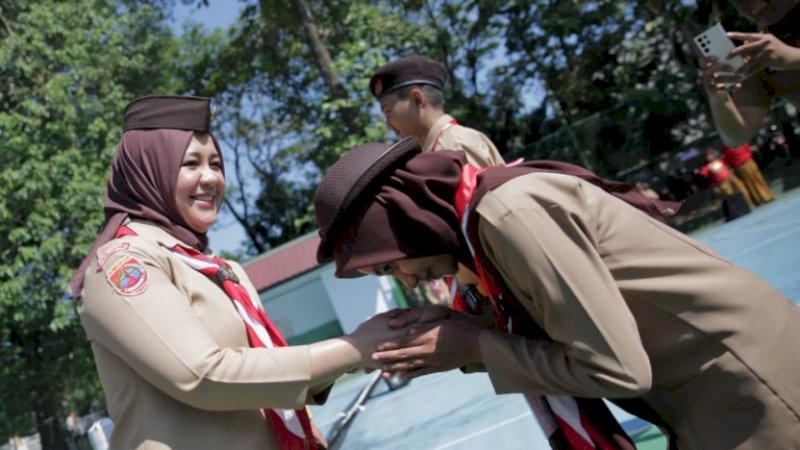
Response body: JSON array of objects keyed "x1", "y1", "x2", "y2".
[
  {"x1": 333, "y1": 151, "x2": 678, "y2": 277},
  {"x1": 70, "y1": 129, "x2": 223, "y2": 297}
]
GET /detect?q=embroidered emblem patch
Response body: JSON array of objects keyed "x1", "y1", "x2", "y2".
[
  {"x1": 96, "y1": 242, "x2": 130, "y2": 271},
  {"x1": 106, "y1": 256, "x2": 148, "y2": 296}
]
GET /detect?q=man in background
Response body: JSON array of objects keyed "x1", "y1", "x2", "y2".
[
  {"x1": 368, "y1": 54, "x2": 506, "y2": 308},
  {"x1": 369, "y1": 54, "x2": 504, "y2": 167}
]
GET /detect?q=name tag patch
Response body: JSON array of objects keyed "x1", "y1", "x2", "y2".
[
  {"x1": 96, "y1": 242, "x2": 130, "y2": 270},
  {"x1": 106, "y1": 256, "x2": 148, "y2": 296}
]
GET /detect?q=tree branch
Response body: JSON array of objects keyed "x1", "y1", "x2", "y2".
[{"x1": 0, "y1": 14, "x2": 14, "y2": 36}]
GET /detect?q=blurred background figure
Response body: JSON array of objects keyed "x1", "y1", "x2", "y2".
[
  {"x1": 722, "y1": 142, "x2": 776, "y2": 205},
  {"x1": 698, "y1": 147, "x2": 752, "y2": 220}
]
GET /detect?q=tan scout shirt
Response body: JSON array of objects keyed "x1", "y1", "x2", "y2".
[
  {"x1": 473, "y1": 173, "x2": 800, "y2": 450},
  {"x1": 422, "y1": 114, "x2": 505, "y2": 167},
  {"x1": 80, "y1": 220, "x2": 327, "y2": 450}
]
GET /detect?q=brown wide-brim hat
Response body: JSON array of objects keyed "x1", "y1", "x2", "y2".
[{"x1": 315, "y1": 136, "x2": 421, "y2": 264}]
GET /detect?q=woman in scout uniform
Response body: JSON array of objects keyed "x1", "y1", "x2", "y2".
[
  {"x1": 71, "y1": 95, "x2": 405, "y2": 450},
  {"x1": 313, "y1": 137, "x2": 800, "y2": 449}
]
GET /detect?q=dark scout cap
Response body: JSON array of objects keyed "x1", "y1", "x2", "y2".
[
  {"x1": 123, "y1": 95, "x2": 211, "y2": 132},
  {"x1": 369, "y1": 55, "x2": 448, "y2": 98}
]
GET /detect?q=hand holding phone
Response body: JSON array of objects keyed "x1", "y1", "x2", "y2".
[{"x1": 694, "y1": 23, "x2": 745, "y2": 72}]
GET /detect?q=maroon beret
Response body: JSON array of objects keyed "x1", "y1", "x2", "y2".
[
  {"x1": 369, "y1": 55, "x2": 448, "y2": 98},
  {"x1": 123, "y1": 95, "x2": 211, "y2": 132}
]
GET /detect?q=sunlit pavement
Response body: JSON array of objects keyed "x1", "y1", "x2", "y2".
[{"x1": 310, "y1": 187, "x2": 800, "y2": 450}]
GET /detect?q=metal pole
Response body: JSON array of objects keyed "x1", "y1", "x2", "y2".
[{"x1": 326, "y1": 371, "x2": 384, "y2": 447}]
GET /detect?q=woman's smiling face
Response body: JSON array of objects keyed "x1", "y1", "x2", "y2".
[{"x1": 175, "y1": 133, "x2": 224, "y2": 233}]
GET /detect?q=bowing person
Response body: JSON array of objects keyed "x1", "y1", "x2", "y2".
[{"x1": 313, "y1": 137, "x2": 800, "y2": 449}]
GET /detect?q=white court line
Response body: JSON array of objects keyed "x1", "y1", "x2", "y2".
[
  {"x1": 428, "y1": 411, "x2": 533, "y2": 450},
  {"x1": 728, "y1": 227, "x2": 800, "y2": 260},
  {"x1": 703, "y1": 218, "x2": 800, "y2": 240}
]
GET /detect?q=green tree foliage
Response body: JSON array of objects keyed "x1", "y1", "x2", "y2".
[
  {"x1": 181, "y1": 0, "x2": 438, "y2": 254},
  {"x1": 173, "y1": 0, "x2": 770, "y2": 253},
  {"x1": 186, "y1": 0, "x2": 519, "y2": 254},
  {"x1": 0, "y1": 1, "x2": 184, "y2": 446},
  {"x1": 186, "y1": 0, "x2": 742, "y2": 251},
  {"x1": 500, "y1": 0, "x2": 752, "y2": 174}
]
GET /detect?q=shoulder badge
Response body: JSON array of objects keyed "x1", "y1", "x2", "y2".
[{"x1": 106, "y1": 256, "x2": 149, "y2": 296}]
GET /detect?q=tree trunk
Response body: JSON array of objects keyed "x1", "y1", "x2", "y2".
[
  {"x1": 288, "y1": 0, "x2": 343, "y2": 96},
  {"x1": 286, "y1": 0, "x2": 358, "y2": 130}
]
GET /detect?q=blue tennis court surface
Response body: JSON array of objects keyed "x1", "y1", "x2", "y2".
[{"x1": 310, "y1": 187, "x2": 800, "y2": 450}]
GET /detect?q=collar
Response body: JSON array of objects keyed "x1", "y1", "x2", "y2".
[
  {"x1": 126, "y1": 219, "x2": 213, "y2": 254},
  {"x1": 422, "y1": 114, "x2": 456, "y2": 152}
]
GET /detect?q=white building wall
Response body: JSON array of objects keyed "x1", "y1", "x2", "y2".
[
  {"x1": 259, "y1": 269, "x2": 337, "y2": 338},
  {"x1": 319, "y1": 264, "x2": 400, "y2": 334},
  {"x1": 258, "y1": 262, "x2": 401, "y2": 337}
]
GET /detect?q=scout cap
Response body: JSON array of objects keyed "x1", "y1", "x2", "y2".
[
  {"x1": 314, "y1": 136, "x2": 421, "y2": 264},
  {"x1": 123, "y1": 95, "x2": 212, "y2": 132},
  {"x1": 369, "y1": 55, "x2": 448, "y2": 98}
]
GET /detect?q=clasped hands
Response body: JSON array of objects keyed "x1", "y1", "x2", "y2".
[
  {"x1": 701, "y1": 31, "x2": 800, "y2": 95},
  {"x1": 349, "y1": 305, "x2": 485, "y2": 381}
]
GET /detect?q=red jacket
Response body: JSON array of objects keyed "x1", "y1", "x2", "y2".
[
  {"x1": 722, "y1": 143, "x2": 753, "y2": 167},
  {"x1": 699, "y1": 159, "x2": 732, "y2": 184}
]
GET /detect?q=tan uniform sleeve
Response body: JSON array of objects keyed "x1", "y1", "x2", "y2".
[
  {"x1": 80, "y1": 239, "x2": 315, "y2": 411},
  {"x1": 474, "y1": 181, "x2": 652, "y2": 398},
  {"x1": 437, "y1": 127, "x2": 505, "y2": 167},
  {"x1": 228, "y1": 260, "x2": 333, "y2": 405}
]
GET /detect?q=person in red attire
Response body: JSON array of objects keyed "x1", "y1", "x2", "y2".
[
  {"x1": 722, "y1": 143, "x2": 775, "y2": 205},
  {"x1": 698, "y1": 148, "x2": 752, "y2": 220},
  {"x1": 699, "y1": 148, "x2": 751, "y2": 202}
]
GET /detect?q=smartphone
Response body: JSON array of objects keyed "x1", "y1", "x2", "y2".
[{"x1": 693, "y1": 23, "x2": 745, "y2": 72}]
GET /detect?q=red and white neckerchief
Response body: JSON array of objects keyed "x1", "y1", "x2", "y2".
[
  {"x1": 114, "y1": 226, "x2": 317, "y2": 450},
  {"x1": 429, "y1": 117, "x2": 459, "y2": 152},
  {"x1": 452, "y1": 164, "x2": 631, "y2": 450}
]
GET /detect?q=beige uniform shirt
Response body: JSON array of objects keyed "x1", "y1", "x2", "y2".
[
  {"x1": 422, "y1": 114, "x2": 505, "y2": 167},
  {"x1": 473, "y1": 173, "x2": 800, "y2": 449},
  {"x1": 79, "y1": 220, "x2": 326, "y2": 450}
]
